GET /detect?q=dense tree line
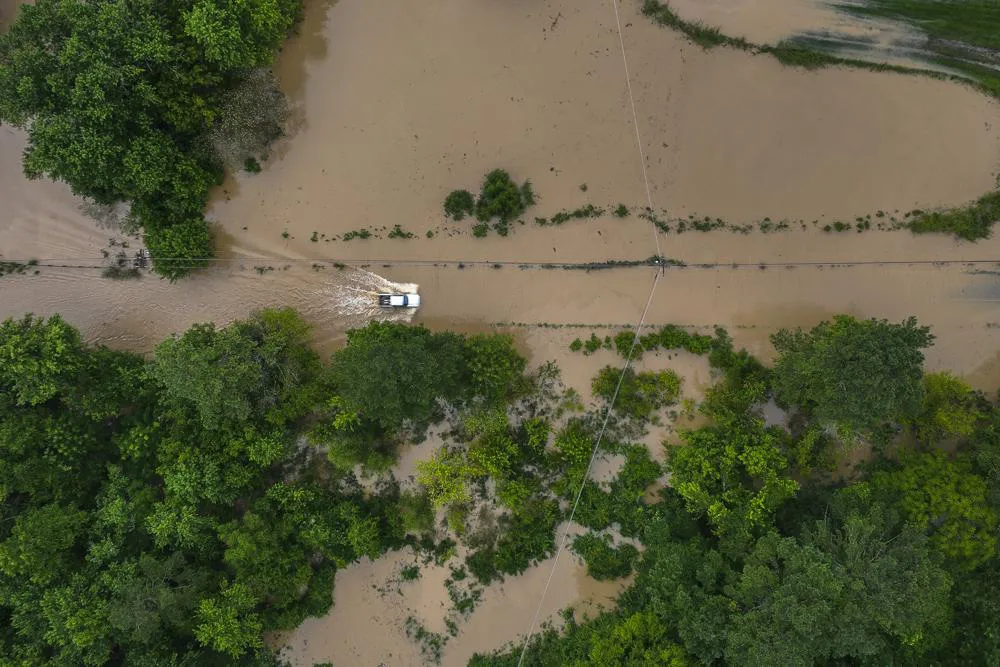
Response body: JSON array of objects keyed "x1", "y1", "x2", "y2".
[
  {"x1": 0, "y1": 0, "x2": 300, "y2": 278},
  {"x1": 473, "y1": 316, "x2": 1000, "y2": 666},
  {"x1": 0, "y1": 311, "x2": 528, "y2": 663}
]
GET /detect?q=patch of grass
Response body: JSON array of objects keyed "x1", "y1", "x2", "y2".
[
  {"x1": 400, "y1": 564, "x2": 421, "y2": 581},
  {"x1": 342, "y1": 229, "x2": 372, "y2": 241},
  {"x1": 388, "y1": 224, "x2": 416, "y2": 239},
  {"x1": 405, "y1": 616, "x2": 447, "y2": 664},
  {"x1": 0, "y1": 261, "x2": 28, "y2": 277},
  {"x1": 613, "y1": 203, "x2": 630, "y2": 218},
  {"x1": 101, "y1": 266, "x2": 141, "y2": 280},
  {"x1": 640, "y1": 0, "x2": 748, "y2": 49},
  {"x1": 908, "y1": 190, "x2": 1000, "y2": 241},
  {"x1": 472, "y1": 223, "x2": 489, "y2": 238},
  {"x1": 543, "y1": 204, "x2": 605, "y2": 226}
]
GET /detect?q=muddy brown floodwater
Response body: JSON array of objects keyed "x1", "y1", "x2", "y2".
[{"x1": 5, "y1": 0, "x2": 1000, "y2": 663}]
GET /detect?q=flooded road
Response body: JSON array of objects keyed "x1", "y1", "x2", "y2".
[{"x1": 4, "y1": 0, "x2": 1000, "y2": 662}]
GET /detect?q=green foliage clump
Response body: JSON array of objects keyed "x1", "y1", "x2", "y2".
[
  {"x1": 444, "y1": 189, "x2": 475, "y2": 220},
  {"x1": 613, "y1": 330, "x2": 640, "y2": 359},
  {"x1": 913, "y1": 371, "x2": 982, "y2": 442},
  {"x1": 771, "y1": 315, "x2": 933, "y2": 431},
  {"x1": 592, "y1": 366, "x2": 681, "y2": 420},
  {"x1": 870, "y1": 451, "x2": 997, "y2": 570},
  {"x1": 572, "y1": 532, "x2": 638, "y2": 580},
  {"x1": 0, "y1": 310, "x2": 404, "y2": 663},
  {"x1": 329, "y1": 323, "x2": 466, "y2": 431},
  {"x1": 670, "y1": 418, "x2": 798, "y2": 550},
  {"x1": 909, "y1": 190, "x2": 1000, "y2": 241},
  {"x1": 388, "y1": 224, "x2": 415, "y2": 239},
  {"x1": 467, "y1": 499, "x2": 560, "y2": 584},
  {"x1": 473, "y1": 170, "x2": 534, "y2": 224},
  {"x1": 0, "y1": 0, "x2": 301, "y2": 277}
]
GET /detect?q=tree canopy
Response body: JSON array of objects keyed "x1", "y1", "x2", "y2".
[
  {"x1": 771, "y1": 315, "x2": 934, "y2": 431},
  {"x1": 0, "y1": 0, "x2": 301, "y2": 278},
  {"x1": 0, "y1": 311, "x2": 451, "y2": 663}
]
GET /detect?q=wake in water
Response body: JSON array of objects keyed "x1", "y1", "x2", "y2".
[{"x1": 320, "y1": 268, "x2": 419, "y2": 329}]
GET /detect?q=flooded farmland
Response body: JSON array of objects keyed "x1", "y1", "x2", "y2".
[{"x1": 4, "y1": 0, "x2": 1000, "y2": 662}]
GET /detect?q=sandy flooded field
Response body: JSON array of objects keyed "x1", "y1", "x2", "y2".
[{"x1": 4, "y1": 0, "x2": 1000, "y2": 663}]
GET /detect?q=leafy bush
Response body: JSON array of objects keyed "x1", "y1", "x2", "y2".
[
  {"x1": 472, "y1": 222, "x2": 489, "y2": 238},
  {"x1": 614, "y1": 331, "x2": 641, "y2": 359},
  {"x1": 592, "y1": 367, "x2": 681, "y2": 420},
  {"x1": 569, "y1": 338, "x2": 583, "y2": 352},
  {"x1": 469, "y1": 499, "x2": 560, "y2": 583},
  {"x1": 474, "y1": 170, "x2": 534, "y2": 223},
  {"x1": 388, "y1": 224, "x2": 415, "y2": 239},
  {"x1": 583, "y1": 333, "x2": 603, "y2": 355},
  {"x1": 572, "y1": 533, "x2": 639, "y2": 580},
  {"x1": 908, "y1": 191, "x2": 1000, "y2": 241},
  {"x1": 444, "y1": 189, "x2": 475, "y2": 220}
]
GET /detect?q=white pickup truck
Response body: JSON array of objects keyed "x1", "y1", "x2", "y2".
[{"x1": 378, "y1": 293, "x2": 420, "y2": 308}]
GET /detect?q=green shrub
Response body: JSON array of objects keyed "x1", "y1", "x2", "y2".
[
  {"x1": 613, "y1": 204, "x2": 630, "y2": 218},
  {"x1": 592, "y1": 366, "x2": 681, "y2": 420},
  {"x1": 474, "y1": 170, "x2": 534, "y2": 223},
  {"x1": 493, "y1": 499, "x2": 560, "y2": 575},
  {"x1": 909, "y1": 190, "x2": 1000, "y2": 241},
  {"x1": 388, "y1": 224, "x2": 415, "y2": 239},
  {"x1": 572, "y1": 533, "x2": 638, "y2": 580},
  {"x1": 472, "y1": 223, "x2": 489, "y2": 238},
  {"x1": 444, "y1": 189, "x2": 475, "y2": 220},
  {"x1": 569, "y1": 338, "x2": 583, "y2": 352},
  {"x1": 583, "y1": 333, "x2": 603, "y2": 355},
  {"x1": 342, "y1": 229, "x2": 371, "y2": 241},
  {"x1": 614, "y1": 331, "x2": 641, "y2": 359}
]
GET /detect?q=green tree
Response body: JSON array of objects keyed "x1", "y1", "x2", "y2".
[
  {"x1": 330, "y1": 323, "x2": 466, "y2": 431},
  {"x1": 771, "y1": 315, "x2": 933, "y2": 430},
  {"x1": 464, "y1": 333, "x2": 527, "y2": 402},
  {"x1": 0, "y1": 0, "x2": 301, "y2": 277},
  {"x1": 587, "y1": 612, "x2": 690, "y2": 666},
  {"x1": 0, "y1": 503, "x2": 87, "y2": 587},
  {"x1": 417, "y1": 448, "x2": 473, "y2": 507},
  {"x1": 152, "y1": 308, "x2": 320, "y2": 431},
  {"x1": 870, "y1": 451, "x2": 997, "y2": 570},
  {"x1": 0, "y1": 314, "x2": 85, "y2": 407},
  {"x1": 669, "y1": 419, "x2": 798, "y2": 548},
  {"x1": 194, "y1": 581, "x2": 263, "y2": 658},
  {"x1": 913, "y1": 372, "x2": 981, "y2": 442}
]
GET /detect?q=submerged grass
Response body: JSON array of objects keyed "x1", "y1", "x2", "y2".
[
  {"x1": 640, "y1": 0, "x2": 1000, "y2": 240},
  {"x1": 908, "y1": 190, "x2": 1000, "y2": 241}
]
